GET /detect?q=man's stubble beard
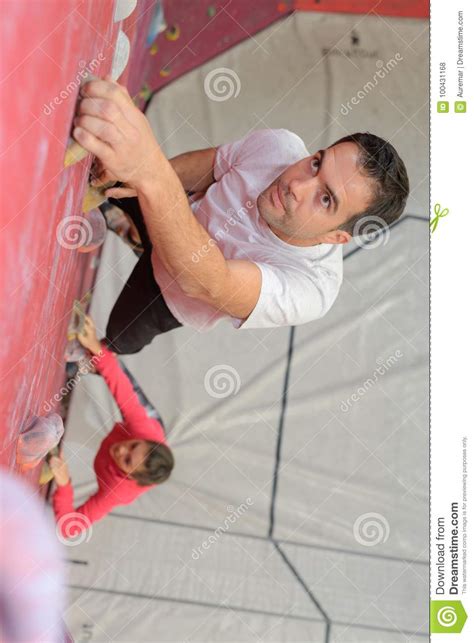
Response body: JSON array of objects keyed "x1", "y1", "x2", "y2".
[{"x1": 257, "y1": 188, "x2": 295, "y2": 237}]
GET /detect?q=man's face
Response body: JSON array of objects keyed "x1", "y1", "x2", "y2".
[{"x1": 257, "y1": 142, "x2": 374, "y2": 245}]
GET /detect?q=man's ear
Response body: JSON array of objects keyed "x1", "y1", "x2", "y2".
[{"x1": 317, "y1": 229, "x2": 352, "y2": 245}]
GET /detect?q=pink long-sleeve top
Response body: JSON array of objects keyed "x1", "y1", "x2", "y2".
[{"x1": 53, "y1": 347, "x2": 166, "y2": 539}]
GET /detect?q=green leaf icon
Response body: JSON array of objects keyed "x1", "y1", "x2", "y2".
[{"x1": 430, "y1": 600, "x2": 468, "y2": 633}]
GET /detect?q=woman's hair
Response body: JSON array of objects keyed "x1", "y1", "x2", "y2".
[{"x1": 130, "y1": 440, "x2": 174, "y2": 487}]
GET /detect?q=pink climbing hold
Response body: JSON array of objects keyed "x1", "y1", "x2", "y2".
[
  {"x1": 77, "y1": 208, "x2": 107, "y2": 253},
  {"x1": 16, "y1": 414, "x2": 64, "y2": 468}
]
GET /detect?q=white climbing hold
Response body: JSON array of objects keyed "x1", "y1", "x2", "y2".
[
  {"x1": 111, "y1": 30, "x2": 131, "y2": 80},
  {"x1": 113, "y1": 0, "x2": 137, "y2": 22}
]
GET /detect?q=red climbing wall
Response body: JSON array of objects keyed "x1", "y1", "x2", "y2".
[
  {"x1": 135, "y1": 0, "x2": 293, "y2": 105},
  {"x1": 0, "y1": 0, "x2": 155, "y2": 479},
  {"x1": 294, "y1": 0, "x2": 429, "y2": 18},
  {"x1": 132, "y1": 0, "x2": 428, "y2": 108},
  {"x1": 0, "y1": 0, "x2": 290, "y2": 482}
]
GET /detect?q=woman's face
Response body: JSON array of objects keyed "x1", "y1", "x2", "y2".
[{"x1": 109, "y1": 439, "x2": 149, "y2": 475}]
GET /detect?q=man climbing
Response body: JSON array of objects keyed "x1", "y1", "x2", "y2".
[{"x1": 74, "y1": 76, "x2": 409, "y2": 354}]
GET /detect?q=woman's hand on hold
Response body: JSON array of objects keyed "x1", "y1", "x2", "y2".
[{"x1": 77, "y1": 315, "x2": 103, "y2": 355}]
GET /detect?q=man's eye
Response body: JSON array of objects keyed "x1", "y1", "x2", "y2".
[
  {"x1": 311, "y1": 157, "x2": 320, "y2": 173},
  {"x1": 321, "y1": 193, "x2": 331, "y2": 209}
]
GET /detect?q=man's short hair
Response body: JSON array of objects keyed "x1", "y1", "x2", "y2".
[{"x1": 330, "y1": 132, "x2": 409, "y2": 235}]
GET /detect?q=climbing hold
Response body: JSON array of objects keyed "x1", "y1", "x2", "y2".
[
  {"x1": 114, "y1": 0, "x2": 137, "y2": 22},
  {"x1": 139, "y1": 83, "x2": 153, "y2": 101},
  {"x1": 67, "y1": 299, "x2": 87, "y2": 341},
  {"x1": 64, "y1": 139, "x2": 88, "y2": 168},
  {"x1": 16, "y1": 414, "x2": 64, "y2": 469},
  {"x1": 111, "y1": 30, "x2": 130, "y2": 81},
  {"x1": 207, "y1": 5, "x2": 216, "y2": 18},
  {"x1": 165, "y1": 25, "x2": 180, "y2": 41},
  {"x1": 39, "y1": 461, "x2": 54, "y2": 485},
  {"x1": 150, "y1": 42, "x2": 159, "y2": 56},
  {"x1": 159, "y1": 67, "x2": 171, "y2": 77},
  {"x1": 82, "y1": 181, "x2": 115, "y2": 213},
  {"x1": 146, "y1": 1, "x2": 166, "y2": 46}
]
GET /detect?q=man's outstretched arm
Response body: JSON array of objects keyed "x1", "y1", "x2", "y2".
[
  {"x1": 136, "y1": 149, "x2": 262, "y2": 316},
  {"x1": 74, "y1": 77, "x2": 261, "y2": 320}
]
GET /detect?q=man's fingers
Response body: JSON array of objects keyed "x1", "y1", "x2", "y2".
[
  {"x1": 78, "y1": 97, "x2": 126, "y2": 125},
  {"x1": 74, "y1": 114, "x2": 124, "y2": 146},
  {"x1": 73, "y1": 127, "x2": 112, "y2": 160},
  {"x1": 91, "y1": 168, "x2": 115, "y2": 186},
  {"x1": 105, "y1": 187, "x2": 138, "y2": 198},
  {"x1": 80, "y1": 78, "x2": 133, "y2": 107}
]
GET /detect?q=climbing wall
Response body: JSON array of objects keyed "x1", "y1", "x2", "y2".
[
  {"x1": 0, "y1": 0, "x2": 156, "y2": 477},
  {"x1": 0, "y1": 0, "x2": 301, "y2": 481},
  {"x1": 294, "y1": 0, "x2": 429, "y2": 18},
  {"x1": 135, "y1": 0, "x2": 293, "y2": 102},
  {"x1": 133, "y1": 0, "x2": 428, "y2": 107}
]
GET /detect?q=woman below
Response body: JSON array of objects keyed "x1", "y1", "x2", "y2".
[{"x1": 50, "y1": 315, "x2": 174, "y2": 539}]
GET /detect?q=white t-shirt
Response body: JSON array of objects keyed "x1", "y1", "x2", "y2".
[{"x1": 152, "y1": 128, "x2": 343, "y2": 331}]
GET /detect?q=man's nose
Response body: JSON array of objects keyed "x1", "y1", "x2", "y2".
[{"x1": 288, "y1": 177, "x2": 315, "y2": 203}]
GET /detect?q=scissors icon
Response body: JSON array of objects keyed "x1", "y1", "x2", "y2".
[{"x1": 430, "y1": 203, "x2": 449, "y2": 233}]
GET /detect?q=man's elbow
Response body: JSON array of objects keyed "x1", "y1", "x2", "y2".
[
  {"x1": 151, "y1": 249, "x2": 226, "y2": 303},
  {"x1": 178, "y1": 277, "x2": 220, "y2": 303}
]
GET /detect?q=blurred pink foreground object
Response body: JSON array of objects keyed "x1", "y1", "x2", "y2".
[
  {"x1": 0, "y1": 469, "x2": 64, "y2": 641},
  {"x1": 16, "y1": 414, "x2": 64, "y2": 468}
]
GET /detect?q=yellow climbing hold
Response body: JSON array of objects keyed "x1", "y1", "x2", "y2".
[
  {"x1": 39, "y1": 460, "x2": 54, "y2": 485},
  {"x1": 165, "y1": 25, "x2": 180, "y2": 41},
  {"x1": 150, "y1": 42, "x2": 158, "y2": 55},
  {"x1": 64, "y1": 139, "x2": 88, "y2": 167},
  {"x1": 82, "y1": 181, "x2": 115, "y2": 213},
  {"x1": 159, "y1": 67, "x2": 171, "y2": 77}
]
